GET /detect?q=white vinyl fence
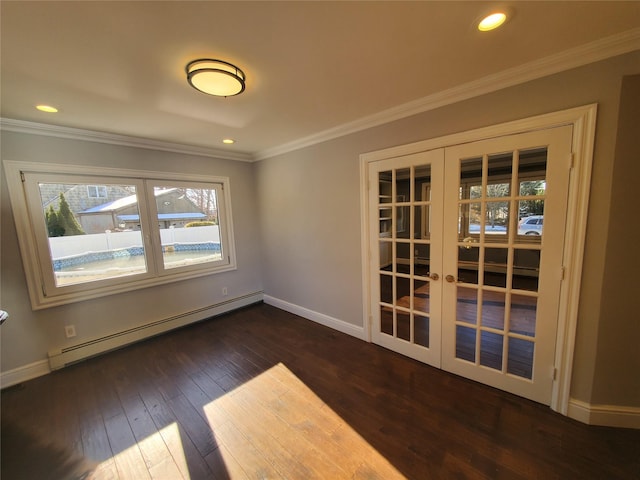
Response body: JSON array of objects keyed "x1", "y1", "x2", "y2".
[{"x1": 48, "y1": 226, "x2": 220, "y2": 259}]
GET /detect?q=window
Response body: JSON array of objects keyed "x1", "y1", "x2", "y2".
[
  {"x1": 3, "y1": 161, "x2": 236, "y2": 309},
  {"x1": 87, "y1": 185, "x2": 107, "y2": 198}
]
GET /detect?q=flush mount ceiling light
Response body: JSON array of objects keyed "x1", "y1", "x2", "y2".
[
  {"x1": 478, "y1": 12, "x2": 507, "y2": 31},
  {"x1": 186, "y1": 59, "x2": 246, "y2": 97}
]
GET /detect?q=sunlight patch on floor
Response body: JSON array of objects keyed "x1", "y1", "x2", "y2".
[
  {"x1": 203, "y1": 362, "x2": 406, "y2": 479},
  {"x1": 95, "y1": 422, "x2": 187, "y2": 480}
]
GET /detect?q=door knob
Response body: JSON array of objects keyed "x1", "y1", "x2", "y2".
[
  {"x1": 429, "y1": 273, "x2": 439, "y2": 281},
  {"x1": 445, "y1": 274, "x2": 456, "y2": 283}
]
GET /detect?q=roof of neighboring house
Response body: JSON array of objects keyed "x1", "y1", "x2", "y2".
[{"x1": 79, "y1": 189, "x2": 177, "y2": 214}]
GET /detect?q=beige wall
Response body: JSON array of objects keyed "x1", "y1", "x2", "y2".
[
  {"x1": 592, "y1": 74, "x2": 640, "y2": 406},
  {"x1": 1, "y1": 133, "x2": 263, "y2": 371},
  {"x1": 255, "y1": 51, "x2": 640, "y2": 408},
  {"x1": 2, "y1": 51, "x2": 639, "y2": 410}
]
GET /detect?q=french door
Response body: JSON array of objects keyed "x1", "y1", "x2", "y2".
[
  {"x1": 368, "y1": 125, "x2": 573, "y2": 405},
  {"x1": 368, "y1": 150, "x2": 445, "y2": 367}
]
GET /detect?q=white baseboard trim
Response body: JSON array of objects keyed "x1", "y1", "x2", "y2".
[
  {"x1": 263, "y1": 295, "x2": 366, "y2": 341},
  {"x1": 568, "y1": 398, "x2": 640, "y2": 429},
  {"x1": 0, "y1": 292, "x2": 264, "y2": 386},
  {"x1": 0, "y1": 360, "x2": 51, "y2": 389}
]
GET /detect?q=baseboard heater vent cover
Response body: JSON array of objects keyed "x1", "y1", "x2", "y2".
[{"x1": 47, "y1": 291, "x2": 263, "y2": 370}]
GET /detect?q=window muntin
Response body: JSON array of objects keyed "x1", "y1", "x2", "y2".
[{"x1": 4, "y1": 161, "x2": 236, "y2": 309}]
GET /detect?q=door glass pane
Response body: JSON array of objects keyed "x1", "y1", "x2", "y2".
[
  {"x1": 380, "y1": 306, "x2": 393, "y2": 335},
  {"x1": 379, "y1": 241, "x2": 392, "y2": 271},
  {"x1": 456, "y1": 326, "x2": 476, "y2": 362},
  {"x1": 458, "y1": 246, "x2": 479, "y2": 284},
  {"x1": 414, "y1": 314, "x2": 429, "y2": 347},
  {"x1": 414, "y1": 243, "x2": 430, "y2": 277},
  {"x1": 464, "y1": 202, "x2": 482, "y2": 237},
  {"x1": 396, "y1": 206, "x2": 409, "y2": 238},
  {"x1": 379, "y1": 171, "x2": 392, "y2": 203},
  {"x1": 458, "y1": 203, "x2": 468, "y2": 238},
  {"x1": 481, "y1": 290, "x2": 506, "y2": 330},
  {"x1": 513, "y1": 249, "x2": 540, "y2": 291},
  {"x1": 487, "y1": 152, "x2": 512, "y2": 197},
  {"x1": 517, "y1": 205, "x2": 544, "y2": 241},
  {"x1": 460, "y1": 158, "x2": 483, "y2": 200},
  {"x1": 39, "y1": 182, "x2": 147, "y2": 287},
  {"x1": 507, "y1": 337, "x2": 534, "y2": 379},
  {"x1": 484, "y1": 247, "x2": 508, "y2": 287},
  {"x1": 396, "y1": 242, "x2": 410, "y2": 274},
  {"x1": 379, "y1": 206, "x2": 392, "y2": 237},
  {"x1": 480, "y1": 331, "x2": 504, "y2": 370},
  {"x1": 519, "y1": 180, "x2": 546, "y2": 197},
  {"x1": 414, "y1": 205, "x2": 429, "y2": 240},
  {"x1": 510, "y1": 294, "x2": 537, "y2": 337},
  {"x1": 380, "y1": 274, "x2": 392, "y2": 304},
  {"x1": 518, "y1": 148, "x2": 547, "y2": 195},
  {"x1": 395, "y1": 276, "x2": 410, "y2": 307},
  {"x1": 413, "y1": 279, "x2": 430, "y2": 314},
  {"x1": 485, "y1": 200, "x2": 509, "y2": 238},
  {"x1": 517, "y1": 147, "x2": 546, "y2": 246},
  {"x1": 397, "y1": 311, "x2": 411, "y2": 341},
  {"x1": 456, "y1": 287, "x2": 478, "y2": 325},
  {"x1": 414, "y1": 165, "x2": 431, "y2": 202},
  {"x1": 396, "y1": 168, "x2": 410, "y2": 201}
]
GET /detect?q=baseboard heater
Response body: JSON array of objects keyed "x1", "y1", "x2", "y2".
[{"x1": 47, "y1": 291, "x2": 263, "y2": 370}]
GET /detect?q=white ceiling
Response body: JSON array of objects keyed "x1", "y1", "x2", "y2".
[{"x1": 1, "y1": 1, "x2": 639, "y2": 161}]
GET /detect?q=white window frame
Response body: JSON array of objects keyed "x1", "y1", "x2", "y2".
[{"x1": 3, "y1": 160, "x2": 237, "y2": 310}]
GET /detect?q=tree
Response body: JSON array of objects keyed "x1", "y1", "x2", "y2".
[
  {"x1": 485, "y1": 183, "x2": 510, "y2": 227},
  {"x1": 45, "y1": 205, "x2": 65, "y2": 237},
  {"x1": 56, "y1": 193, "x2": 85, "y2": 236},
  {"x1": 519, "y1": 180, "x2": 546, "y2": 217},
  {"x1": 181, "y1": 187, "x2": 219, "y2": 224}
]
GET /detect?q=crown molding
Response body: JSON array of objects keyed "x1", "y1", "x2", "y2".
[
  {"x1": 255, "y1": 27, "x2": 640, "y2": 161},
  {"x1": 2, "y1": 29, "x2": 638, "y2": 163},
  {"x1": 0, "y1": 118, "x2": 254, "y2": 163}
]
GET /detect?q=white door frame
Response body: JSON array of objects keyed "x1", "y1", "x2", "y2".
[{"x1": 359, "y1": 104, "x2": 597, "y2": 414}]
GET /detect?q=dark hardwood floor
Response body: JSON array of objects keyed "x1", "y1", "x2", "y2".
[{"x1": 1, "y1": 302, "x2": 638, "y2": 479}]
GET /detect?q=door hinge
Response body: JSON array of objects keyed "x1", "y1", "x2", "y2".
[
  {"x1": 568, "y1": 152, "x2": 575, "y2": 170},
  {"x1": 552, "y1": 367, "x2": 558, "y2": 381},
  {"x1": 560, "y1": 265, "x2": 566, "y2": 280},
  {"x1": 20, "y1": 171, "x2": 26, "y2": 182}
]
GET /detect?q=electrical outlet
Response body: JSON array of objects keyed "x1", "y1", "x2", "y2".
[
  {"x1": 222, "y1": 287, "x2": 228, "y2": 296},
  {"x1": 65, "y1": 325, "x2": 76, "y2": 338}
]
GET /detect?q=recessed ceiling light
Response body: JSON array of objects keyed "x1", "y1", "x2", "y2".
[
  {"x1": 36, "y1": 105, "x2": 58, "y2": 113},
  {"x1": 478, "y1": 12, "x2": 507, "y2": 31},
  {"x1": 222, "y1": 138, "x2": 235, "y2": 144}
]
